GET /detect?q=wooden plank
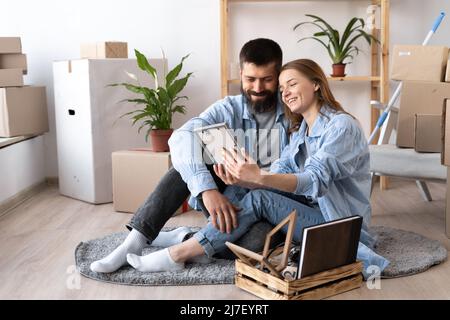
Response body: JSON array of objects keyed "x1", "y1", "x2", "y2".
[
  {"x1": 292, "y1": 274, "x2": 363, "y2": 300},
  {"x1": 235, "y1": 275, "x2": 288, "y2": 300},
  {"x1": 235, "y1": 273, "x2": 363, "y2": 300},
  {"x1": 286, "y1": 261, "x2": 363, "y2": 294},
  {"x1": 220, "y1": 0, "x2": 229, "y2": 97},
  {"x1": 380, "y1": 176, "x2": 390, "y2": 190},
  {"x1": 235, "y1": 259, "x2": 289, "y2": 293}
]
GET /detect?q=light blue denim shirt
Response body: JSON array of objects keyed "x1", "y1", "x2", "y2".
[
  {"x1": 168, "y1": 94, "x2": 290, "y2": 208},
  {"x1": 270, "y1": 105, "x2": 390, "y2": 277}
]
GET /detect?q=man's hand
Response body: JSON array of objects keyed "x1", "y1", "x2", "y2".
[{"x1": 202, "y1": 189, "x2": 240, "y2": 234}]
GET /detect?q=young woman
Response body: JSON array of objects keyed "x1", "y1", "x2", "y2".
[{"x1": 123, "y1": 59, "x2": 389, "y2": 278}]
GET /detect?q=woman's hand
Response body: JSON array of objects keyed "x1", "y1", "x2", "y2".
[
  {"x1": 222, "y1": 148, "x2": 263, "y2": 185},
  {"x1": 213, "y1": 163, "x2": 240, "y2": 185}
]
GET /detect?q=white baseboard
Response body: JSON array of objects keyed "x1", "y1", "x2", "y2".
[{"x1": 0, "y1": 181, "x2": 48, "y2": 218}]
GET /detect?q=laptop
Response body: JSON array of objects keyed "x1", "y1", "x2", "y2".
[{"x1": 296, "y1": 215, "x2": 362, "y2": 279}]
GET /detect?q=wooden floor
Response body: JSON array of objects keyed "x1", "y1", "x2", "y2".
[{"x1": 0, "y1": 178, "x2": 449, "y2": 300}]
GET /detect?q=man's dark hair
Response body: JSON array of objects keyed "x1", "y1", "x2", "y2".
[{"x1": 239, "y1": 38, "x2": 282, "y2": 72}]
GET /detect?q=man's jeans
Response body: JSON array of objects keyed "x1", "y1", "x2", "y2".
[
  {"x1": 193, "y1": 189, "x2": 325, "y2": 258},
  {"x1": 126, "y1": 165, "x2": 227, "y2": 241}
]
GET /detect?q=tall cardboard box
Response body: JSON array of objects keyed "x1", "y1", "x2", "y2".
[
  {"x1": 0, "y1": 37, "x2": 21, "y2": 53},
  {"x1": 0, "y1": 86, "x2": 48, "y2": 137},
  {"x1": 391, "y1": 45, "x2": 449, "y2": 82},
  {"x1": 414, "y1": 114, "x2": 441, "y2": 153},
  {"x1": 80, "y1": 42, "x2": 128, "y2": 59},
  {"x1": 53, "y1": 58, "x2": 167, "y2": 204},
  {"x1": 112, "y1": 150, "x2": 188, "y2": 214},
  {"x1": 396, "y1": 81, "x2": 450, "y2": 148}
]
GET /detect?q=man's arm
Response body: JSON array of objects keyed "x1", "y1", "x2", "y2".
[
  {"x1": 168, "y1": 98, "x2": 241, "y2": 234},
  {"x1": 168, "y1": 100, "x2": 232, "y2": 197}
]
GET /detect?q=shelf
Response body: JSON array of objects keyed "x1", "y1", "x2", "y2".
[
  {"x1": 228, "y1": 76, "x2": 381, "y2": 84},
  {"x1": 0, "y1": 135, "x2": 37, "y2": 149},
  {"x1": 229, "y1": 0, "x2": 379, "y2": 2},
  {"x1": 327, "y1": 76, "x2": 381, "y2": 81}
]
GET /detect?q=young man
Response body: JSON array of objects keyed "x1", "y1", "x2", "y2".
[{"x1": 90, "y1": 38, "x2": 291, "y2": 273}]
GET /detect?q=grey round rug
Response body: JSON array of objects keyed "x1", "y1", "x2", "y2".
[{"x1": 75, "y1": 225, "x2": 447, "y2": 286}]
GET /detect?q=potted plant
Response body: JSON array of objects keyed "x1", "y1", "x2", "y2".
[
  {"x1": 110, "y1": 49, "x2": 192, "y2": 151},
  {"x1": 294, "y1": 14, "x2": 378, "y2": 77}
]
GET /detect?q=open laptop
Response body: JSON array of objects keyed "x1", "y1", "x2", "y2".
[{"x1": 296, "y1": 215, "x2": 362, "y2": 279}]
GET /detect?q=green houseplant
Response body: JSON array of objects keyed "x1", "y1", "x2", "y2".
[
  {"x1": 294, "y1": 14, "x2": 378, "y2": 77},
  {"x1": 110, "y1": 49, "x2": 192, "y2": 151}
]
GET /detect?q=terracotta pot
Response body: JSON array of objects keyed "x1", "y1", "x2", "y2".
[
  {"x1": 150, "y1": 129, "x2": 173, "y2": 152},
  {"x1": 331, "y1": 63, "x2": 346, "y2": 77}
]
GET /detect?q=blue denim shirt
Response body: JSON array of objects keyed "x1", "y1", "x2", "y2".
[
  {"x1": 168, "y1": 95, "x2": 290, "y2": 209},
  {"x1": 270, "y1": 105, "x2": 390, "y2": 277}
]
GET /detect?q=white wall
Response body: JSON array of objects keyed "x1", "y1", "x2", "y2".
[{"x1": 1, "y1": 0, "x2": 449, "y2": 180}]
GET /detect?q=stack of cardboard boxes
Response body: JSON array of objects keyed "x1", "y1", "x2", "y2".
[
  {"x1": 392, "y1": 44, "x2": 450, "y2": 157},
  {"x1": 0, "y1": 37, "x2": 48, "y2": 137}
]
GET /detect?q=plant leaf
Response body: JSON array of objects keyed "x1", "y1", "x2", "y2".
[
  {"x1": 305, "y1": 14, "x2": 340, "y2": 50},
  {"x1": 135, "y1": 49, "x2": 157, "y2": 79},
  {"x1": 172, "y1": 105, "x2": 186, "y2": 114},
  {"x1": 166, "y1": 54, "x2": 190, "y2": 87},
  {"x1": 167, "y1": 72, "x2": 193, "y2": 99}
]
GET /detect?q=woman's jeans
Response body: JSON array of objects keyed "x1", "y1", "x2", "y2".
[{"x1": 193, "y1": 189, "x2": 325, "y2": 258}]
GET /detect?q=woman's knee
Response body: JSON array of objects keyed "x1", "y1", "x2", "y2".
[{"x1": 240, "y1": 189, "x2": 275, "y2": 216}]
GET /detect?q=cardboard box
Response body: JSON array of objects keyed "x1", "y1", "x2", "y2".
[
  {"x1": 112, "y1": 149, "x2": 189, "y2": 214},
  {"x1": 0, "y1": 53, "x2": 27, "y2": 74},
  {"x1": 53, "y1": 58, "x2": 167, "y2": 204},
  {"x1": 0, "y1": 68, "x2": 23, "y2": 86},
  {"x1": 414, "y1": 114, "x2": 441, "y2": 153},
  {"x1": 396, "y1": 81, "x2": 450, "y2": 148},
  {"x1": 80, "y1": 42, "x2": 128, "y2": 59},
  {"x1": 0, "y1": 37, "x2": 21, "y2": 53},
  {"x1": 445, "y1": 58, "x2": 450, "y2": 82},
  {"x1": 391, "y1": 45, "x2": 449, "y2": 82},
  {"x1": 0, "y1": 86, "x2": 48, "y2": 137},
  {"x1": 442, "y1": 100, "x2": 450, "y2": 165}
]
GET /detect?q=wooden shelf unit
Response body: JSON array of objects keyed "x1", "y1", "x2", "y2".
[{"x1": 220, "y1": 0, "x2": 390, "y2": 139}]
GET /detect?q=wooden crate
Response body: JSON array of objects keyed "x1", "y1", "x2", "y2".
[{"x1": 234, "y1": 259, "x2": 363, "y2": 300}]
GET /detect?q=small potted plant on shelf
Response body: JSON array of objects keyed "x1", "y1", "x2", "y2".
[
  {"x1": 110, "y1": 49, "x2": 192, "y2": 151},
  {"x1": 294, "y1": 14, "x2": 378, "y2": 77}
]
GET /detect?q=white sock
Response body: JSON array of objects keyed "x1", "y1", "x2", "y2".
[
  {"x1": 90, "y1": 229, "x2": 148, "y2": 273},
  {"x1": 127, "y1": 248, "x2": 185, "y2": 272},
  {"x1": 150, "y1": 227, "x2": 191, "y2": 247}
]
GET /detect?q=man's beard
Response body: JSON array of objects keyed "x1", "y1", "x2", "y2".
[{"x1": 241, "y1": 86, "x2": 278, "y2": 113}]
